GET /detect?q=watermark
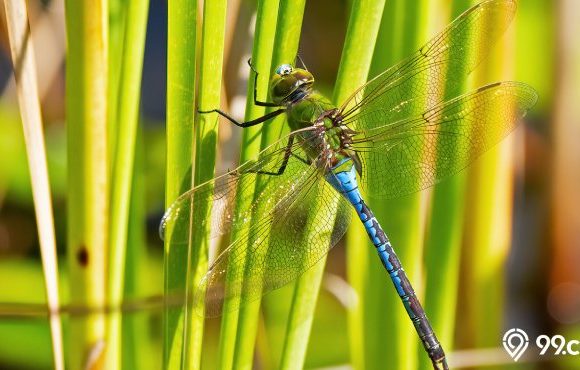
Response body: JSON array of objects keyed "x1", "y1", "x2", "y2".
[
  {"x1": 503, "y1": 328, "x2": 529, "y2": 361},
  {"x1": 503, "y1": 328, "x2": 580, "y2": 361}
]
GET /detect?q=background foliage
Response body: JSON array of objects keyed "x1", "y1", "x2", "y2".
[{"x1": 0, "y1": 0, "x2": 577, "y2": 369}]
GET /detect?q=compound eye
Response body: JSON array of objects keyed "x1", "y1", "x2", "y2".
[{"x1": 276, "y1": 64, "x2": 293, "y2": 76}]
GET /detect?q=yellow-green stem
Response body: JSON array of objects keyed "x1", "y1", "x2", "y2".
[
  {"x1": 232, "y1": 2, "x2": 307, "y2": 369},
  {"x1": 64, "y1": 0, "x2": 109, "y2": 367},
  {"x1": 106, "y1": 0, "x2": 150, "y2": 367},
  {"x1": 460, "y1": 0, "x2": 516, "y2": 359},
  {"x1": 181, "y1": 1, "x2": 228, "y2": 369},
  {"x1": 164, "y1": 0, "x2": 196, "y2": 367},
  {"x1": 420, "y1": 2, "x2": 470, "y2": 369},
  {"x1": 216, "y1": 2, "x2": 280, "y2": 369},
  {"x1": 348, "y1": 1, "x2": 425, "y2": 369}
]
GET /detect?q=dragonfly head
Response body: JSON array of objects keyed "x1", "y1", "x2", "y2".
[{"x1": 270, "y1": 64, "x2": 314, "y2": 104}]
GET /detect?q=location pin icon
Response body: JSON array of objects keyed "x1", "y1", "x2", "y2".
[{"x1": 503, "y1": 328, "x2": 529, "y2": 362}]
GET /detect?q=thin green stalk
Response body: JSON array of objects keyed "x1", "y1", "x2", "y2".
[
  {"x1": 107, "y1": 0, "x2": 127, "y2": 164},
  {"x1": 276, "y1": 1, "x2": 386, "y2": 369},
  {"x1": 106, "y1": 0, "x2": 150, "y2": 367},
  {"x1": 122, "y1": 126, "x2": 152, "y2": 370},
  {"x1": 232, "y1": 2, "x2": 307, "y2": 369},
  {"x1": 164, "y1": 0, "x2": 196, "y2": 367},
  {"x1": 216, "y1": 2, "x2": 280, "y2": 369},
  {"x1": 462, "y1": 1, "x2": 516, "y2": 354},
  {"x1": 420, "y1": 2, "x2": 470, "y2": 369},
  {"x1": 179, "y1": 1, "x2": 228, "y2": 369},
  {"x1": 347, "y1": 1, "x2": 424, "y2": 369},
  {"x1": 64, "y1": 0, "x2": 109, "y2": 367},
  {"x1": 247, "y1": 1, "x2": 313, "y2": 368},
  {"x1": 3, "y1": 0, "x2": 64, "y2": 368}
]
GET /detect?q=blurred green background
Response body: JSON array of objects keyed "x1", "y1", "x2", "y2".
[{"x1": 0, "y1": 0, "x2": 578, "y2": 369}]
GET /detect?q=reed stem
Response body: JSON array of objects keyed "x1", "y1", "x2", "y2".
[
  {"x1": 3, "y1": 0, "x2": 64, "y2": 368},
  {"x1": 164, "y1": 0, "x2": 196, "y2": 367}
]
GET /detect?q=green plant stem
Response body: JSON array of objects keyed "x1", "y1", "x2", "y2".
[
  {"x1": 179, "y1": 1, "x2": 228, "y2": 369},
  {"x1": 277, "y1": 1, "x2": 387, "y2": 369},
  {"x1": 248, "y1": 1, "x2": 312, "y2": 368},
  {"x1": 234, "y1": 0, "x2": 305, "y2": 368},
  {"x1": 64, "y1": 0, "x2": 109, "y2": 367},
  {"x1": 420, "y1": 2, "x2": 470, "y2": 369},
  {"x1": 231, "y1": 2, "x2": 308, "y2": 369},
  {"x1": 461, "y1": 2, "x2": 516, "y2": 353},
  {"x1": 348, "y1": 1, "x2": 425, "y2": 369},
  {"x1": 106, "y1": 0, "x2": 150, "y2": 367},
  {"x1": 3, "y1": 0, "x2": 64, "y2": 368},
  {"x1": 107, "y1": 0, "x2": 127, "y2": 164},
  {"x1": 122, "y1": 126, "x2": 152, "y2": 370},
  {"x1": 216, "y1": 2, "x2": 280, "y2": 370},
  {"x1": 164, "y1": 0, "x2": 196, "y2": 367}
]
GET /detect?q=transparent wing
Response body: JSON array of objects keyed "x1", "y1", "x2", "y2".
[
  {"x1": 351, "y1": 82, "x2": 538, "y2": 198},
  {"x1": 160, "y1": 131, "x2": 316, "y2": 245},
  {"x1": 339, "y1": 0, "x2": 517, "y2": 129},
  {"x1": 195, "y1": 164, "x2": 352, "y2": 317}
]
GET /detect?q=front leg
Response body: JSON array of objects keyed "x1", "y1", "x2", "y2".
[
  {"x1": 198, "y1": 107, "x2": 285, "y2": 128},
  {"x1": 247, "y1": 58, "x2": 281, "y2": 108}
]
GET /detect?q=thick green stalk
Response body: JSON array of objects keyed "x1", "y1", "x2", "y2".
[
  {"x1": 247, "y1": 1, "x2": 316, "y2": 369},
  {"x1": 180, "y1": 1, "x2": 228, "y2": 369},
  {"x1": 106, "y1": 0, "x2": 150, "y2": 367},
  {"x1": 347, "y1": 1, "x2": 424, "y2": 369},
  {"x1": 3, "y1": 0, "x2": 64, "y2": 368},
  {"x1": 64, "y1": 0, "x2": 109, "y2": 368},
  {"x1": 461, "y1": 0, "x2": 516, "y2": 355},
  {"x1": 277, "y1": 1, "x2": 386, "y2": 369},
  {"x1": 216, "y1": 2, "x2": 280, "y2": 370},
  {"x1": 122, "y1": 126, "x2": 152, "y2": 370},
  {"x1": 164, "y1": 0, "x2": 196, "y2": 367},
  {"x1": 420, "y1": 2, "x2": 470, "y2": 369},
  {"x1": 231, "y1": 2, "x2": 307, "y2": 369}
]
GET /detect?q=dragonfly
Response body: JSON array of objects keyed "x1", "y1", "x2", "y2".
[{"x1": 160, "y1": 0, "x2": 537, "y2": 368}]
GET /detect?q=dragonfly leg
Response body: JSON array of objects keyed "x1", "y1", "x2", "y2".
[
  {"x1": 247, "y1": 135, "x2": 310, "y2": 176},
  {"x1": 198, "y1": 107, "x2": 285, "y2": 128},
  {"x1": 247, "y1": 58, "x2": 281, "y2": 108}
]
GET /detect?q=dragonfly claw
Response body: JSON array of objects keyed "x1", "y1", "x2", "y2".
[{"x1": 247, "y1": 58, "x2": 258, "y2": 74}]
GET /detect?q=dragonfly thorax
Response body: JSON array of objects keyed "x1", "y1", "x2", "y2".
[{"x1": 290, "y1": 103, "x2": 362, "y2": 174}]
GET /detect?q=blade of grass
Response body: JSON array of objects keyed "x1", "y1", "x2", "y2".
[
  {"x1": 240, "y1": 0, "x2": 307, "y2": 363},
  {"x1": 3, "y1": 1, "x2": 64, "y2": 369},
  {"x1": 122, "y1": 125, "x2": 154, "y2": 370},
  {"x1": 231, "y1": 2, "x2": 309, "y2": 368},
  {"x1": 460, "y1": 0, "x2": 516, "y2": 353},
  {"x1": 234, "y1": 0, "x2": 314, "y2": 368},
  {"x1": 164, "y1": 0, "x2": 196, "y2": 367},
  {"x1": 348, "y1": 1, "x2": 427, "y2": 369},
  {"x1": 276, "y1": 1, "x2": 386, "y2": 369},
  {"x1": 106, "y1": 0, "x2": 150, "y2": 367},
  {"x1": 420, "y1": 2, "x2": 471, "y2": 369},
  {"x1": 108, "y1": 0, "x2": 127, "y2": 164},
  {"x1": 215, "y1": 2, "x2": 281, "y2": 369},
  {"x1": 64, "y1": 0, "x2": 109, "y2": 367},
  {"x1": 180, "y1": 1, "x2": 228, "y2": 369}
]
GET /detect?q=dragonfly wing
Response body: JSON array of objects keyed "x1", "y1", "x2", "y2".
[
  {"x1": 196, "y1": 163, "x2": 352, "y2": 317},
  {"x1": 339, "y1": 0, "x2": 517, "y2": 129},
  {"x1": 160, "y1": 132, "x2": 315, "y2": 245},
  {"x1": 351, "y1": 82, "x2": 537, "y2": 199}
]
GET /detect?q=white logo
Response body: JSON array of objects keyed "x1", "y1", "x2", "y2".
[{"x1": 503, "y1": 328, "x2": 529, "y2": 361}]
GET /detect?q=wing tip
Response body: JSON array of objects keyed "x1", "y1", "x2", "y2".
[{"x1": 475, "y1": 81, "x2": 539, "y2": 110}]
